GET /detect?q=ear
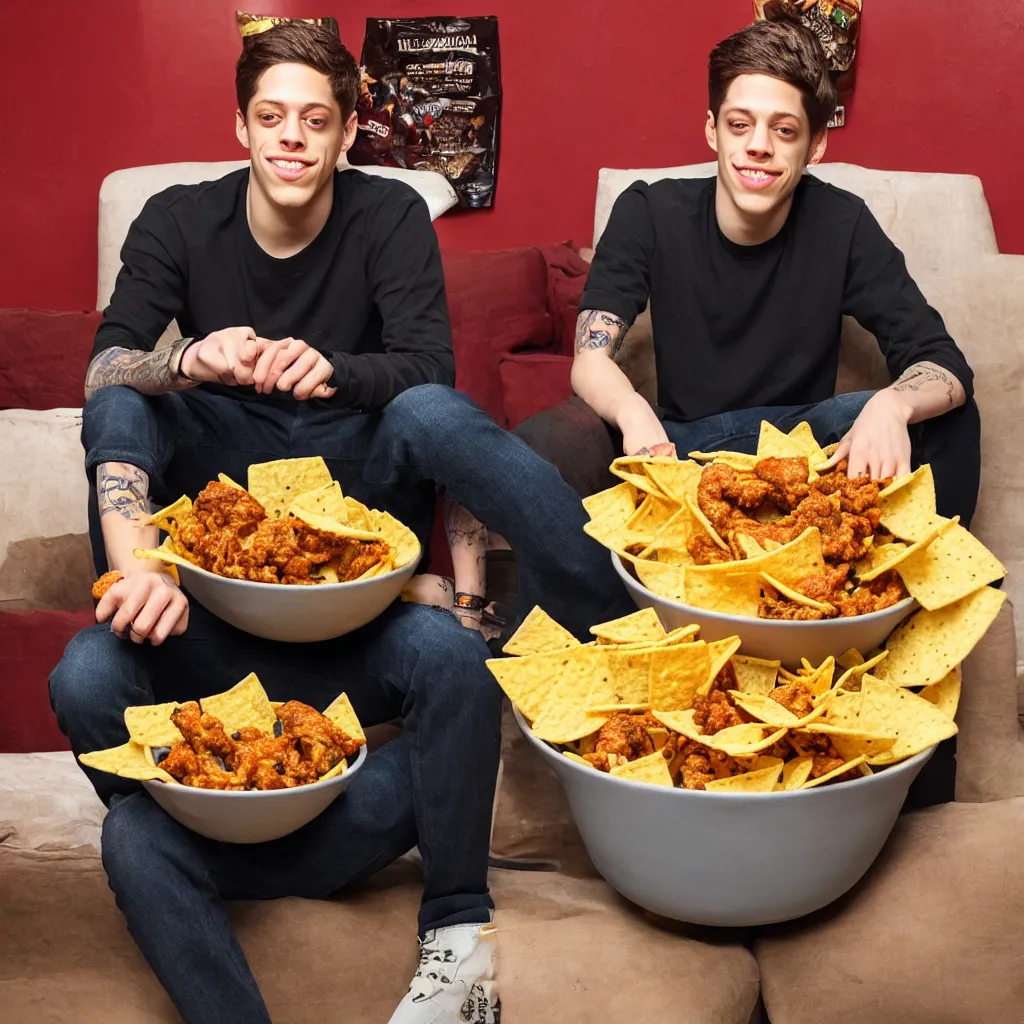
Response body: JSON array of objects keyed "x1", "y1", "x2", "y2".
[
  {"x1": 705, "y1": 110, "x2": 718, "y2": 154},
  {"x1": 235, "y1": 110, "x2": 250, "y2": 151},
  {"x1": 340, "y1": 111, "x2": 359, "y2": 154},
  {"x1": 807, "y1": 128, "x2": 828, "y2": 166}
]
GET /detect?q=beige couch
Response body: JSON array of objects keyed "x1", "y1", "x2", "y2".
[{"x1": 1, "y1": 163, "x2": 1022, "y2": 1023}]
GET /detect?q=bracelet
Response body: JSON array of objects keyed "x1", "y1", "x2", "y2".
[{"x1": 454, "y1": 592, "x2": 486, "y2": 612}]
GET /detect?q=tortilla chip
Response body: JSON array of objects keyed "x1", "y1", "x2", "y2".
[
  {"x1": 731, "y1": 691, "x2": 826, "y2": 728},
  {"x1": 123, "y1": 701, "x2": 185, "y2": 748},
  {"x1": 649, "y1": 641, "x2": 711, "y2": 711},
  {"x1": 367, "y1": 508, "x2": 420, "y2": 569},
  {"x1": 289, "y1": 480, "x2": 349, "y2": 523},
  {"x1": 874, "y1": 586, "x2": 1007, "y2": 687},
  {"x1": 487, "y1": 648, "x2": 584, "y2": 720},
  {"x1": 918, "y1": 666, "x2": 962, "y2": 719},
  {"x1": 688, "y1": 450, "x2": 759, "y2": 472},
  {"x1": 322, "y1": 692, "x2": 366, "y2": 744},
  {"x1": 800, "y1": 723, "x2": 897, "y2": 761},
  {"x1": 589, "y1": 607, "x2": 665, "y2": 645},
  {"x1": 216, "y1": 473, "x2": 245, "y2": 490},
  {"x1": 563, "y1": 750, "x2": 596, "y2": 768},
  {"x1": 684, "y1": 567, "x2": 761, "y2": 616},
  {"x1": 634, "y1": 558, "x2": 688, "y2": 601},
  {"x1": 643, "y1": 460, "x2": 703, "y2": 506},
  {"x1": 318, "y1": 758, "x2": 348, "y2": 780},
  {"x1": 786, "y1": 421, "x2": 827, "y2": 466},
  {"x1": 585, "y1": 703, "x2": 651, "y2": 715},
  {"x1": 728, "y1": 656, "x2": 778, "y2": 697},
  {"x1": 800, "y1": 657, "x2": 836, "y2": 698},
  {"x1": 705, "y1": 761, "x2": 783, "y2": 793},
  {"x1": 583, "y1": 481, "x2": 637, "y2": 525},
  {"x1": 247, "y1": 457, "x2": 333, "y2": 519},
  {"x1": 759, "y1": 572, "x2": 835, "y2": 613},
  {"x1": 134, "y1": 537, "x2": 201, "y2": 574},
  {"x1": 757, "y1": 421, "x2": 812, "y2": 465},
  {"x1": 703, "y1": 724, "x2": 790, "y2": 756},
  {"x1": 199, "y1": 672, "x2": 277, "y2": 735},
  {"x1": 857, "y1": 516, "x2": 956, "y2": 582},
  {"x1": 836, "y1": 647, "x2": 865, "y2": 671},
  {"x1": 503, "y1": 606, "x2": 581, "y2": 656},
  {"x1": 734, "y1": 534, "x2": 771, "y2": 559},
  {"x1": 609, "y1": 750, "x2": 674, "y2": 788},
  {"x1": 779, "y1": 754, "x2": 815, "y2": 790},
  {"x1": 79, "y1": 741, "x2": 175, "y2": 783},
  {"x1": 148, "y1": 495, "x2": 194, "y2": 534},
  {"x1": 802, "y1": 755, "x2": 869, "y2": 788},
  {"x1": 530, "y1": 706, "x2": 609, "y2": 745},
  {"x1": 684, "y1": 495, "x2": 729, "y2": 551},
  {"x1": 707, "y1": 636, "x2": 743, "y2": 684},
  {"x1": 896, "y1": 523, "x2": 1006, "y2": 610},
  {"x1": 288, "y1": 506, "x2": 380, "y2": 543},
  {"x1": 858, "y1": 676, "x2": 959, "y2": 764},
  {"x1": 878, "y1": 465, "x2": 944, "y2": 542}
]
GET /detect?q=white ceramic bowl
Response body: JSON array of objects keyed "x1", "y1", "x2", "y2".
[
  {"x1": 142, "y1": 743, "x2": 368, "y2": 844},
  {"x1": 177, "y1": 552, "x2": 420, "y2": 643},
  {"x1": 515, "y1": 708, "x2": 931, "y2": 926},
  {"x1": 612, "y1": 552, "x2": 916, "y2": 669}
]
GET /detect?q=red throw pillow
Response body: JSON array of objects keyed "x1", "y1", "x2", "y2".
[
  {"x1": 499, "y1": 352, "x2": 575, "y2": 430},
  {"x1": 539, "y1": 243, "x2": 592, "y2": 357},
  {"x1": 0, "y1": 609, "x2": 93, "y2": 753},
  {"x1": 443, "y1": 247, "x2": 554, "y2": 424},
  {"x1": 0, "y1": 309, "x2": 100, "y2": 410}
]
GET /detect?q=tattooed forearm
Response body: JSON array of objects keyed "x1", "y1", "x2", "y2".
[
  {"x1": 444, "y1": 499, "x2": 488, "y2": 598},
  {"x1": 575, "y1": 309, "x2": 631, "y2": 354},
  {"x1": 891, "y1": 362, "x2": 956, "y2": 406},
  {"x1": 84, "y1": 338, "x2": 199, "y2": 401},
  {"x1": 97, "y1": 462, "x2": 151, "y2": 522}
]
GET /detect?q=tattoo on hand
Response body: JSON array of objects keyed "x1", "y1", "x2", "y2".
[
  {"x1": 98, "y1": 463, "x2": 150, "y2": 521},
  {"x1": 892, "y1": 365, "x2": 955, "y2": 405},
  {"x1": 84, "y1": 337, "x2": 199, "y2": 400},
  {"x1": 575, "y1": 309, "x2": 630, "y2": 354}
]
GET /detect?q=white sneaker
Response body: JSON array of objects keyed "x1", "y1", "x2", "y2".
[{"x1": 388, "y1": 921, "x2": 499, "y2": 1024}]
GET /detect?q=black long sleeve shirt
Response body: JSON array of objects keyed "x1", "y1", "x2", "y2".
[
  {"x1": 581, "y1": 175, "x2": 974, "y2": 423},
  {"x1": 92, "y1": 168, "x2": 455, "y2": 411}
]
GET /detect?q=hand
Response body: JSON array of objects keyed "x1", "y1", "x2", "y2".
[
  {"x1": 822, "y1": 390, "x2": 913, "y2": 481},
  {"x1": 251, "y1": 337, "x2": 337, "y2": 400},
  {"x1": 179, "y1": 327, "x2": 264, "y2": 386},
  {"x1": 617, "y1": 393, "x2": 675, "y2": 457},
  {"x1": 95, "y1": 572, "x2": 189, "y2": 646}
]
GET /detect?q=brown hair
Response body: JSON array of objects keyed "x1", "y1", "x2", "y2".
[
  {"x1": 708, "y1": 15, "x2": 837, "y2": 136},
  {"x1": 235, "y1": 21, "x2": 360, "y2": 121}
]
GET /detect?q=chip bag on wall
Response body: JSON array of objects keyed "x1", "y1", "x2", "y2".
[
  {"x1": 236, "y1": 10, "x2": 340, "y2": 39},
  {"x1": 753, "y1": 0, "x2": 862, "y2": 127},
  {"x1": 349, "y1": 16, "x2": 502, "y2": 210}
]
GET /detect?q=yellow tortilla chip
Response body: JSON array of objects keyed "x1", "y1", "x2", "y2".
[
  {"x1": 633, "y1": 558, "x2": 688, "y2": 602},
  {"x1": 896, "y1": 523, "x2": 1006, "y2": 610},
  {"x1": 322, "y1": 692, "x2": 366, "y2": 744},
  {"x1": 585, "y1": 703, "x2": 650, "y2": 715},
  {"x1": 608, "y1": 456, "x2": 670, "y2": 498},
  {"x1": 707, "y1": 636, "x2": 743, "y2": 684},
  {"x1": 731, "y1": 655, "x2": 779, "y2": 696},
  {"x1": 858, "y1": 676, "x2": 959, "y2": 764},
  {"x1": 918, "y1": 666, "x2": 962, "y2": 719},
  {"x1": 879, "y1": 465, "x2": 944, "y2": 541},
  {"x1": 759, "y1": 572, "x2": 835, "y2": 613},
  {"x1": 199, "y1": 672, "x2": 277, "y2": 735},
  {"x1": 757, "y1": 421, "x2": 811, "y2": 464},
  {"x1": 688, "y1": 450, "x2": 759, "y2": 472},
  {"x1": 248, "y1": 457, "x2": 333, "y2": 519},
  {"x1": 148, "y1": 494, "x2": 194, "y2": 534},
  {"x1": 288, "y1": 506, "x2": 381, "y2": 543},
  {"x1": 79, "y1": 741, "x2": 175, "y2": 784},
  {"x1": 836, "y1": 647, "x2": 865, "y2": 671},
  {"x1": 609, "y1": 751, "x2": 674, "y2": 788},
  {"x1": 802, "y1": 755, "x2": 869, "y2": 788},
  {"x1": 684, "y1": 567, "x2": 761, "y2": 616},
  {"x1": 786, "y1": 421, "x2": 827, "y2": 466},
  {"x1": 589, "y1": 608, "x2": 665, "y2": 645},
  {"x1": 734, "y1": 534, "x2": 771, "y2": 559},
  {"x1": 289, "y1": 480, "x2": 349, "y2": 523},
  {"x1": 123, "y1": 702, "x2": 185, "y2": 748},
  {"x1": 649, "y1": 641, "x2": 711, "y2": 711},
  {"x1": 134, "y1": 536, "x2": 201, "y2": 574},
  {"x1": 684, "y1": 495, "x2": 729, "y2": 551},
  {"x1": 367, "y1": 508, "x2": 420, "y2": 569},
  {"x1": 800, "y1": 723, "x2": 897, "y2": 761},
  {"x1": 503, "y1": 606, "x2": 581, "y2": 656},
  {"x1": 874, "y1": 586, "x2": 1006, "y2": 687},
  {"x1": 583, "y1": 481, "x2": 637, "y2": 525},
  {"x1": 643, "y1": 459, "x2": 702, "y2": 506},
  {"x1": 318, "y1": 758, "x2": 348, "y2": 781},
  {"x1": 530, "y1": 707, "x2": 608, "y2": 745},
  {"x1": 563, "y1": 750, "x2": 596, "y2": 768},
  {"x1": 858, "y1": 516, "x2": 956, "y2": 583},
  {"x1": 704, "y1": 724, "x2": 790, "y2": 756},
  {"x1": 730, "y1": 691, "x2": 826, "y2": 728},
  {"x1": 216, "y1": 473, "x2": 245, "y2": 490},
  {"x1": 705, "y1": 761, "x2": 783, "y2": 793},
  {"x1": 779, "y1": 754, "x2": 814, "y2": 790}
]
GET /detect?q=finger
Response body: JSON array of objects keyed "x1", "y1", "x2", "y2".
[
  {"x1": 149, "y1": 596, "x2": 188, "y2": 646},
  {"x1": 170, "y1": 601, "x2": 190, "y2": 637},
  {"x1": 877, "y1": 455, "x2": 898, "y2": 482},
  {"x1": 311, "y1": 383, "x2": 337, "y2": 400},
  {"x1": 845, "y1": 442, "x2": 869, "y2": 480},
  {"x1": 292, "y1": 360, "x2": 335, "y2": 401},
  {"x1": 821, "y1": 435, "x2": 852, "y2": 469},
  {"x1": 95, "y1": 581, "x2": 128, "y2": 624},
  {"x1": 252, "y1": 339, "x2": 290, "y2": 392},
  {"x1": 276, "y1": 349, "x2": 321, "y2": 393},
  {"x1": 110, "y1": 585, "x2": 151, "y2": 636},
  {"x1": 268, "y1": 340, "x2": 308, "y2": 392},
  {"x1": 128, "y1": 588, "x2": 174, "y2": 644}
]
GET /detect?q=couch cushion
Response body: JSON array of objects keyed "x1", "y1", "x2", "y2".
[
  {"x1": 754, "y1": 798, "x2": 1024, "y2": 1024},
  {"x1": 0, "y1": 843, "x2": 760, "y2": 1024},
  {"x1": 444, "y1": 247, "x2": 554, "y2": 424},
  {"x1": 0, "y1": 309, "x2": 98, "y2": 410},
  {"x1": 499, "y1": 353, "x2": 574, "y2": 431},
  {"x1": 594, "y1": 162, "x2": 999, "y2": 278},
  {"x1": 539, "y1": 242, "x2": 592, "y2": 356}
]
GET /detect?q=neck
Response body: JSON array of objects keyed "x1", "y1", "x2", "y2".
[
  {"x1": 714, "y1": 182, "x2": 795, "y2": 246},
  {"x1": 246, "y1": 175, "x2": 334, "y2": 258}
]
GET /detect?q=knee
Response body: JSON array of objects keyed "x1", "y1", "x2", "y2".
[
  {"x1": 82, "y1": 386, "x2": 156, "y2": 458},
  {"x1": 386, "y1": 384, "x2": 478, "y2": 430}
]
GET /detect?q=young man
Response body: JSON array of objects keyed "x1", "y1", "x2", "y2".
[
  {"x1": 49, "y1": 21, "x2": 631, "y2": 1024},
  {"x1": 570, "y1": 15, "x2": 979, "y2": 528}
]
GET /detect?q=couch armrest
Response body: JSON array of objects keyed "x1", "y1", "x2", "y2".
[{"x1": 513, "y1": 397, "x2": 617, "y2": 498}]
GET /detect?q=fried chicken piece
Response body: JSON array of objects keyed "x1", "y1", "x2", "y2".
[
  {"x1": 787, "y1": 492, "x2": 874, "y2": 564},
  {"x1": 686, "y1": 533, "x2": 734, "y2": 565},
  {"x1": 679, "y1": 749, "x2": 716, "y2": 791},
  {"x1": 190, "y1": 481, "x2": 267, "y2": 534},
  {"x1": 672, "y1": 739, "x2": 744, "y2": 790},
  {"x1": 229, "y1": 731, "x2": 313, "y2": 790},
  {"x1": 328, "y1": 537, "x2": 391, "y2": 582},
  {"x1": 275, "y1": 699, "x2": 362, "y2": 774},
  {"x1": 171, "y1": 702, "x2": 236, "y2": 760},
  {"x1": 592, "y1": 711, "x2": 662, "y2": 764},
  {"x1": 791, "y1": 563, "x2": 851, "y2": 606},
  {"x1": 692, "y1": 690, "x2": 751, "y2": 734},
  {"x1": 769, "y1": 680, "x2": 816, "y2": 719},
  {"x1": 163, "y1": 703, "x2": 242, "y2": 788},
  {"x1": 813, "y1": 460, "x2": 886, "y2": 527},
  {"x1": 91, "y1": 570, "x2": 124, "y2": 600},
  {"x1": 759, "y1": 589, "x2": 830, "y2": 621},
  {"x1": 709, "y1": 660, "x2": 739, "y2": 694},
  {"x1": 697, "y1": 462, "x2": 775, "y2": 536},
  {"x1": 753, "y1": 457, "x2": 810, "y2": 511}
]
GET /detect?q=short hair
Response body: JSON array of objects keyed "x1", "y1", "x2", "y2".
[
  {"x1": 708, "y1": 15, "x2": 838, "y2": 136},
  {"x1": 235, "y1": 21, "x2": 360, "y2": 121}
]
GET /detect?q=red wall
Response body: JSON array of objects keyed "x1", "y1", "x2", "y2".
[{"x1": 3, "y1": 0, "x2": 1023, "y2": 311}]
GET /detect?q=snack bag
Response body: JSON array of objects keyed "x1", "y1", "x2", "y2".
[
  {"x1": 236, "y1": 10, "x2": 340, "y2": 39},
  {"x1": 753, "y1": 1, "x2": 862, "y2": 127},
  {"x1": 350, "y1": 17, "x2": 502, "y2": 209}
]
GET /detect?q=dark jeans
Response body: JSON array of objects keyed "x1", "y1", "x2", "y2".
[{"x1": 52, "y1": 383, "x2": 633, "y2": 1024}]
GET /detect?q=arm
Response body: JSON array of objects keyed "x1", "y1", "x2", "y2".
[
  {"x1": 571, "y1": 185, "x2": 673, "y2": 456},
  {"x1": 326, "y1": 193, "x2": 455, "y2": 411}
]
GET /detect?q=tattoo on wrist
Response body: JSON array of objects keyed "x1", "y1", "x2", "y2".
[
  {"x1": 84, "y1": 338, "x2": 200, "y2": 400},
  {"x1": 98, "y1": 463, "x2": 151, "y2": 521},
  {"x1": 575, "y1": 309, "x2": 630, "y2": 353},
  {"x1": 892, "y1": 364, "x2": 956, "y2": 406}
]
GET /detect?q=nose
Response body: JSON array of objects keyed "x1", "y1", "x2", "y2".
[
  {"x1": 278, "y1": 111, "x2": 305, "y2": 151},
  {"x1": 746, "y1": 120, "x2": 773, "y2": 159}
]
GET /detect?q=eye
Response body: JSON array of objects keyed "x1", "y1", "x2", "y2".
[
  {"x1": 776, "y1": 127, "x2": 796, "y2": 137},
  {"x1": 259, "y1": 113, "x2": 279, "y2": 125},
  {"x1": 729, "y1": 121, "x2": 748, "y2": 131},
  {"x1": 306, "y1": 117, "x2": 325, "y2": 128}
]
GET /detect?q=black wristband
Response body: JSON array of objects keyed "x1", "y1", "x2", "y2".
[
  {"x1": 175, "y1": 335, "x2": 205, "y2": 381},
  {"x1": 454, "y1": 592, "x2": 486, "y2": 612}
]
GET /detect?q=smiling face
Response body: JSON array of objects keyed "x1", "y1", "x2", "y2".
[
  {"x1": 235, "y1": 62, "x2": 357, "y2": 212},
  {"x1": 706, "y1": 73, "x2": 827, "y2": 244}
]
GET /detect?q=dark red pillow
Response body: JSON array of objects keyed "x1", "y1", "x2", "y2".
[
  {"x1": 539, "y1": 243, "x2": 591, "y2": 356},
  {"x1": 499, "y1": 352, "x2": 574, "y2": 430},
  {"x1": 0, "y1": 309, "x2": 99, "y2": 410},
  {"x1": 443, "y1": 247, "x2": 555, "y2": 424},
  {"x1": 0, "y1": 609, "x2": 93, "y2": 753}
]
